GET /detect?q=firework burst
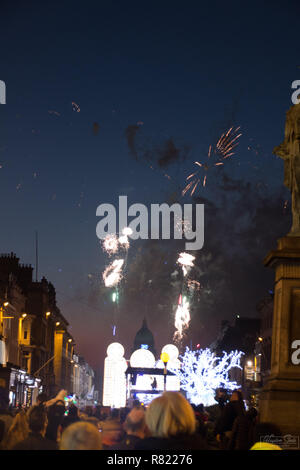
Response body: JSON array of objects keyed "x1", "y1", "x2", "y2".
[
  {"x1": 174, "y1": 294, "x2": 190, "y2": 343},
  {"x1": 183, "y1": 127, "x2": 242, "y2": 195},
  {"x1": 177, "y1": 252, "x2": 195, "y2": 277},
  {"x1": 102, "y1": 234, "x2": 120, "y2": 255},
  {"x1": 103, "y1": 259, "x2": 124, "y2": 287}
]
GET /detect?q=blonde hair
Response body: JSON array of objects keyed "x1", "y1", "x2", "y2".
[
  {"x1": 60, "y1": 421, "x2": 102, "y2": 450},
  {"x1": 146, "y1": 392, "x2": 196, "y2": 438},
  {"x1": 2, "y1": 410, "x2": 29, "y2": 450}
]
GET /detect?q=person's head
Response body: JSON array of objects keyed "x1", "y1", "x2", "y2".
[
  {"x1": 68, "y1": 404, "x2": 78, "y2": 418},
  {"x1": 36, "y1": 393, "x2": 48, "y2": 406},
  {"x1": 124, "y1": 407, "x2": 146, "y2": 438},
  {"x1": 28, "y1": 405, "x2": 48, "y2": 435},
  {"x1": 246, "y1": 407, "x2": 258, "y2": 421},
  {"x1": 230, "y1": 390, "x2": 244, "y2": 402},
  {"x1": 0, "y1": 387, "x2": 9, "y2": 411},
  {"x1": 110, "y1": 408, "x2": 119, "y2": 420},
  {"x1": 46, "y1": 400, "x2": 66, "y2": 441},
  {"x1": 146, "y1": 392, "x2": 196, "y2": 439},
  {"x1": 60, "y1": 421, "x2": 102, "y2": 450},
  {"x1": 132, "y1": 399, "x2": 141, "y2": 408}
]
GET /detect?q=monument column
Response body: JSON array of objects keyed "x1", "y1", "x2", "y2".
[{"x1": 259, "y1": 104, "x2": 300, "y2": 436}]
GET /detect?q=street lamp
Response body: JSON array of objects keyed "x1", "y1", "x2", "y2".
[{"x1": 160, "y1": 352, "x2": 170, "y2": 392}]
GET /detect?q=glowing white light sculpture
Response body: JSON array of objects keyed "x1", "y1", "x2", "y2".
[
  {"x1": 129, "y1": 349, "x2": 156, "y2": 392},
  {"x1": 162, "y1": 344, "x2": 179, "y2": 362},
  {"x1": 173, "y1": 347, "x2": 243, "y2": 407},
  {"x1": 130, "y1": 348, "x2": 155, "y2": 368},
  {"x1": 103, "y1": 342, "x2": 127, "y2": 408}
]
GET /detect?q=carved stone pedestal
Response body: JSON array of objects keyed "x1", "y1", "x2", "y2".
[{"x1": 259, "y1": 237, "x2": 300, "y2": 437}]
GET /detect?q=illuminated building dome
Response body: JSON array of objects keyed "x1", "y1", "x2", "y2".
[{"x1": 132, "y1": 318, "x2": 156, "y2": 357}]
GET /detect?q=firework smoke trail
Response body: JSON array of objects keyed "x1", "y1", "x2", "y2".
[
  {"x1": 173, "y1": 252, "x2": 196, "y2": 343},
  {"x1": 183, "y1": 127, "x2": 242, "y2": 195},
  {"x1": 174, "y1": 294, "x2": 191, "y2": 343},
  {"x1": 101, "y1": 227, "x2": 133, "y2": 336}
]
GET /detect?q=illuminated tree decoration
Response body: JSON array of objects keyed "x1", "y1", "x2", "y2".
[{"x1": 173, "y1": 347, "x2": 244, "y2": 406}]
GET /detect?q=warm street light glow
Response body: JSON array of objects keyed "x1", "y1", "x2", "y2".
[
  {"x1": 56, "y1": 322, "x2": 60, "y2": 326},
  {"x1": 247, "y1": 360, "x2": 253, "y2": 367},
  {"x1": 21, "y1": 313, "x2": 27, "y2": 318},
  {"x1": 68, "y1": 339, "x2": 72, "y2": 342},
  {"x1": 258, "y1": 337, "x2": 263, "y2": 342},
  {"x1": 46, "y1": 311, "x2": 51, "y2": 317},
  {"x1": 160, "y1": 352, "x2": 170, "y2": 364},
  {"x1": 4, "y1": 302, "x2": 9, "y2": 307}
]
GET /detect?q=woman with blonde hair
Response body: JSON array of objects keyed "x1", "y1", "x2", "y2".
[
  {"x1": 135, "y1": 392, "x2": 208, "y2": 450},
  {"x1": 1, "y1": 409, "x2": 30, "y2": 450}
]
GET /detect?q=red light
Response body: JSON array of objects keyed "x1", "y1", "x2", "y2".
[{"x1": 196, "y1": 343, "x2": 200, "y2": 348}]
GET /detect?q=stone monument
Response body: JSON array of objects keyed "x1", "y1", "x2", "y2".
[{"x1": 259, "y1": 103, "x2": 300, "y2": 439}]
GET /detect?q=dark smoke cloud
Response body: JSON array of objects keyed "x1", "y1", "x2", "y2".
[
  {"x1": 125, "y1": 124, "x2": 140, "y2": 160},
  {"x1": 125, "y1": 124, "x2": 190, "y2": 172}
]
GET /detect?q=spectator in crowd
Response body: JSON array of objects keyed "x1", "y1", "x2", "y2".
[
  {"x1": 36, "y1": 393, "x2": 48, "y2": 407},
  {"x1": 1, "y1": 409, "x2": 29, "y2": 450},
  {"x1": 214, "y1": 390, "x2": 245, "y2": 449},
  {"x1": 111, "y1": 407, "x2": 146, "y2": 450},
  {"x1": 228, "y1": 407, "x2": 258, "y2": 450},
  {"x1": 0, "y1": 388, "x2": 13, "y2": 445},
  {"x1": 135, "y1": 392, "x2": 208, "y2": 450},
  {"x1": 60, "y1": 421, "x2": 102, "y2": 450},
  {"x1": 100, "y1": 418, "x2": 124, "y2": 449},
  {"x1": 12, "y1": 405, "x2": 57, "y2": 450},
  {"x1": 45, "y1": 400, "x2": 66, "y2": 443},
  {"x1": 60, "y1": 404, "x2": 80, "y2": 433}
]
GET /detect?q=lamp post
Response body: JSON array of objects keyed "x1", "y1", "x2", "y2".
[{"x1": 160, "y1": 352, "x2": 170, "y2": 392}]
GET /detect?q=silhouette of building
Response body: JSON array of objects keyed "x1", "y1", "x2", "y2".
[{"x1": 132, "y1": 318, "x2": 156, "y2": 357}]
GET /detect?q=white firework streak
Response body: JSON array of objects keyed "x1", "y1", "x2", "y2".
[
  {"x1": 177, "y1": 252, "x2": 195, "y2": 277},
  {"x1": 174, "y1": 295, "x2": 190, "y2": 342},
  {"x1": 102, "y1": 234, "x2": 119, "y2": 255},
  {"x1": 103, "y1": 259, "x2": 124, "y2": 287}
]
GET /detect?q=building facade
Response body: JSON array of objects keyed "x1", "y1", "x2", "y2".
[{"x1": 0, "y1": 252, "x2": 98, "y2": 407}]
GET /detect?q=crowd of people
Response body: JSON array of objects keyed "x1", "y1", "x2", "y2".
[{"x1": 0, "y1": 388, "x2": 283, "y2": 451}]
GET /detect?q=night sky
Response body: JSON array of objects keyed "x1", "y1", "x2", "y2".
[{"x1": 1, "y1": 1, "x2": 299, "y2": 374}]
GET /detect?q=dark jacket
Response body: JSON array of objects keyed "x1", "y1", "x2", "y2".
[
  {"x1": 228, "y1": 415, "x2": 255, "y2": 450},
  {"x1": 12, "y1": 432, "x2": 58, "y2": 450},
  {"x1": 214, "y1": 401, "x2": 245, "y2": 435},
  {"x1": 135, "y1": 433, "x2": 208, "y2": 450}
]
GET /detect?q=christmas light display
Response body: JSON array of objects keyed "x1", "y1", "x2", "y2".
[{"x1": 172, "y1": 347, "x2": 244, "y2": 406}]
